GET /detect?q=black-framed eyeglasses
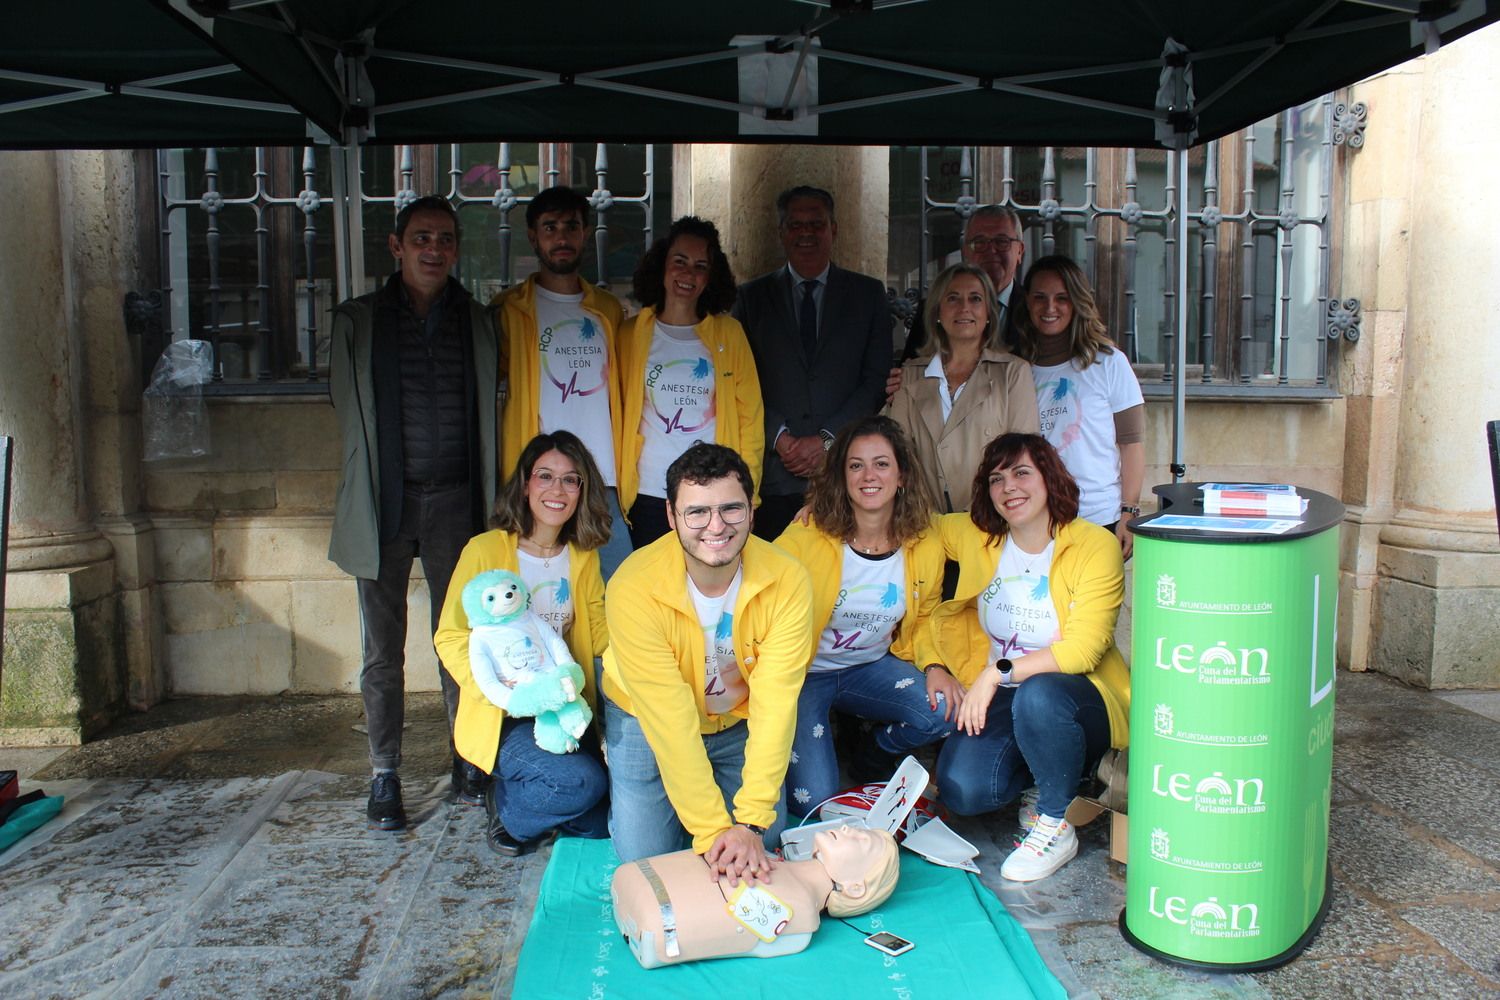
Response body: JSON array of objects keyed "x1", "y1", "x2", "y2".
[
  {"x1": 966, "y1": 235, "x2": 1021, "y2": 253},
  {"x1": 531, "y1": 470, "x2": 583, "y2": 493},
  {"x1": 678, "y1": 502, "x2": 749, "y2": 530}
]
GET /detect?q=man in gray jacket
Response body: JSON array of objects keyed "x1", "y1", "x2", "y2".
[{"x1": 329, "y1": 196, "x2": 499, "y2": 831}]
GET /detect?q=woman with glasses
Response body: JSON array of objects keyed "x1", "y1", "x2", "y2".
[
  {"x1": 617, "y1": 216, "x2": 765, "y2": 548},
  {"x1": 435, "y1": 431, "x2": 611, "y2": 856},
  {"x1": 774, "y1": 416, "x2": 957, "y2": 817},
  {"x1": 1011, "y1": 255, "x2": 1145, "y2": 557},
  {"x1": 886, "y1": 262, "x2": 1040, "y2": 514},
  {"x1": 927, "y1": 433, "x2": 1129, "y2": 883}
]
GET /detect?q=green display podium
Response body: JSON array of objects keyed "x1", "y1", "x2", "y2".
[{"x1": 1119, "y1": 483, "x2": 1344, "y2": 971}]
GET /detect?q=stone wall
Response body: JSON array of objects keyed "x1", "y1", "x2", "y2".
[
  {"x1": 147, "y1": 397, "x2": 442, "y2": 696},
  {"x1": 1337, "y1": 26, "x2": 1500, "y2": 687}
]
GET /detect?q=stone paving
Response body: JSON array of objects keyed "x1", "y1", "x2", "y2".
[{"x1": 2, "y1": 670, "x2": 1497, "y2": 999}]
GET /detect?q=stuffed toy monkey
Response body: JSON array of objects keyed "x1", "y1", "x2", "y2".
[{"x1": 460, "y1": 569, "x2": 592, "y2": 754}]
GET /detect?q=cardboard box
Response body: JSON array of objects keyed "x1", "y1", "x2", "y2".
[
  {"x1": 1063, "y1": 796, "x2": 1127, "y2": 865},
  {"x1": 1110, "y1": 810, "x2": 1128, "y2": 865}
]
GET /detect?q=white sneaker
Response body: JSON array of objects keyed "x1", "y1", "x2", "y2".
[
  {"x1": 1001, "y1": 814, "x2": 1078, "y2": 882},
  {"x1": 1017, "y1": 787, "x2": 1040, "y2": 832}
]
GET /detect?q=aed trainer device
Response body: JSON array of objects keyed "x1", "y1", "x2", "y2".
[{"x1": 864, "y1": 931, "x2": 914, "y2": 957}]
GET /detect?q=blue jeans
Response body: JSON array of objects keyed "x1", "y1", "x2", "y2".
[
  {"x1": 491, "y1": 717, "x2": 609, "y2": 842},
  {"x1": 598, "y1": 487, "x2": 633, "y2": 582},
  {"x1": 604, "y1": 695, "x2": 786, "y2": 862},
  {"x1": 936, "y1": 672, "x2": 1111, "y2": 819},
  {"x1": 786, "y1": 653, "x2": 955, "y2": 818}
]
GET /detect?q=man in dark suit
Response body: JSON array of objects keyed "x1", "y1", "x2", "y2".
[
  {"x1": 901, "y1": 204, "x2": 1027, "y2": 360},
  {"x1": 733, "y1": 185, "x2": 892, "y2": 540}
]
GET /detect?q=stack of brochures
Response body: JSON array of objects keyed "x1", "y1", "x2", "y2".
[{"x1": 1199, "y1": 483, "x2": 1309, "y2": 517}]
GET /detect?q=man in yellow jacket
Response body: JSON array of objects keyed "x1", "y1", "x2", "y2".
[
  {"x1": 602, "y1": 443, "x2": 815, "y2": 881},
  {"x1": 493, "y1": 186, "x2": 631, "y2": 577}
]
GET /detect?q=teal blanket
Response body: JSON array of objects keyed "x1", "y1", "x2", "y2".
[
  {"x1": 0, "y1": 795, "x2": 64, "y2": 854},
  {"x1": 513, "y1": 838, "x2": 1066, "y2": 1000}
]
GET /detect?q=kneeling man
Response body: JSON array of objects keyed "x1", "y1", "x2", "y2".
[{"x1": 602, "y1": 442, "x2": 814, "y2": 882}]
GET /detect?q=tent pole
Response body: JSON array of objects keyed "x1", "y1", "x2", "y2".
[
  {"x1": 330, "y1": 144, "x2": 365, "y2": 302},
  {"x1": 1171, "y1": 143, "x2": 1188, "y2": 484}
]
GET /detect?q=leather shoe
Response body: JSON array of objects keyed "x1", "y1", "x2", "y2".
[
  {"x1": 486, "y1": 811, "x2": 539, "y2": 857},
  {"x1": 452, "y1": 757, "x2": 490, "y2": 807},
  {"x1": 366, "y1": 771, "x2": 407, "y2": 831}
]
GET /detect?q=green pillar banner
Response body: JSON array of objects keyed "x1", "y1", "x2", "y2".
[{"x1": 1122, "y1": 503, "x2": 1338, "y2": 970}]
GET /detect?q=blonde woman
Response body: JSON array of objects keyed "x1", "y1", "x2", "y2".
[{"x1": 886, "y1": 262, "x2": 1039, "y2": 513}]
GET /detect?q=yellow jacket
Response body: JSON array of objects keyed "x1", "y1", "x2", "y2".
[
  {"x1": 615, "y1": 308, "x2": 765, "y2": 513},
  {"x1": 929, "y1": 514, "x2": 1130, "y2": 748},
  {"x1": 435, "y1": 529, "x2": 609, "y2": 772},
  {"x1": 601, "y1": 534, "x2": 815, "y2": 852},
  {"x1": 492, "y1": 276, "x2": 625, "y2": 481},
  {"x1": 773, "y1": 518, "x2": 945, "y2": 671}
]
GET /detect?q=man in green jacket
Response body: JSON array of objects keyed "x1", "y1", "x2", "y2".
[{"x1": 329, "y1": 196, "x2": 499, "y2": 832}]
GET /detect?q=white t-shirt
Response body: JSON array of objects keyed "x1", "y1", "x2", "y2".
[
  {"x1": 1032, "y1": 348, "x2": 1143, "y2": 526},
  {"x1": 978, "y1": 538, "x2": 1060, "y2": 679},
  {"x1": 688, "y1": 567, "x2": 747, "y2": 716},
  {"x1": 534, "y1": 286, "x2": 617, "y2": 487},
  {"x1": 636, "y1": 320, "x2": 716, "y2": 499},
  {"x1": 810, "y1": 547, "x2": 907, "y2": 672},
  {"x1": 517, "y1": 548, "x2": 574, "y2": 638}
]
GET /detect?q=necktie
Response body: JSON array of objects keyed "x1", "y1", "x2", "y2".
[{"x1": 799, "y1": 279, "x2": 819, "y2": 359}]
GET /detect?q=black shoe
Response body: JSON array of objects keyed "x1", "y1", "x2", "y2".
[
  {"x1": 367, "y1": 772, "x2": 407, "y2": 831},
  {"x1": 486, "y1": 811, "x2": 539, "y2": 857},
  {"x1": 847, "y1": 730, "x2": 902, "y2": 786},
  {"x1": 452, "y1": 757, "x2": 490, "y2": 807}
]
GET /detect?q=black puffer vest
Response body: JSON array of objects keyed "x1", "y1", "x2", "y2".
[{"x1": 370, "y1": 274, "x2": 477, "y2": 540}]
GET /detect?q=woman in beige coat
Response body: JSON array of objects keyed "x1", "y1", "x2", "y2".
[{"x1": 886, "y1": 262, "x2": 1040, "y2": 513}]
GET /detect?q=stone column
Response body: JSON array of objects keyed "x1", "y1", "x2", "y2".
[
  {"x1": 1342, "y1": 29, "x2": 1500, "y2": 688},
  {"x1": 0, "y1": 151, "x2": 131, "y2": 743},
  {"x1": 677, "y1": 144, "x2": 889, "y2": 290}
]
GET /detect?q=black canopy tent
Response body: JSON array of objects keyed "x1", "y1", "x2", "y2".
[
  {"x1": 4, "y1": 0, "x2": 1496, "y2": 477},
  {"x1": 4, "y1": 0, "x2": 1495, "y2": 148}
]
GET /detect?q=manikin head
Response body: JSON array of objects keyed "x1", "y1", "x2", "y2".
[{"x1": 812, "y1": 826, "x2": 900, "y2": 917}]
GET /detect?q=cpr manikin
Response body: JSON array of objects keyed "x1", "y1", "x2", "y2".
[{"x1": 611, "y1": 825, "x2": 900, "y2": 969}]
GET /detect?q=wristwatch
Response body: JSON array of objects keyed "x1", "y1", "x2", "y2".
[
  {"x1": 742, "y1": 823, "x2": 768, "y2": 836},
  {"x1": 995, "y1": 657, "x2": 1015, "y2": 686},
  {"x1": 1120, "y1": 504, "x2": 1142, "y2": 516},
  {"x1": 820, "y1": 430, "x2": 835, "y2": 451}
]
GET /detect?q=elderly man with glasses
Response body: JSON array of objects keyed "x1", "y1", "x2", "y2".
[
  {"x1": 599, "y1": 442, "x2": 815, "y2": 882},
  {"x1": 901, "y1": 204, "x2": 1027, "y2": 361}
]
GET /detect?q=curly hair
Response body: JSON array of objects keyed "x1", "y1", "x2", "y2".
[
  {"x1": 665, "y1": 441, "x2": 754, "y2": 508},
  {"x1": 968, "y1": 433, "x2": 1080, "y2": 544},
  {"x1": 1011, "y1": 255, "x2": 1116, "y2": 367},
  {"x1": 922, "y1": 262, "x2": 1003, "y2": 358},
  {"x1": 806, "y1": 416, "x2": 935, "y2": 548},
  {"x1": 491, "y1": 431, "x2": 612, "y2": 551},
  {"x1": 632, "y1": 216, "x2": 737, "y2": 318}
]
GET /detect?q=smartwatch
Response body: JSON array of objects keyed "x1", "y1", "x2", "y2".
[{"x1": 995, "y1": 657, "x2": 1015, "y2": 686}]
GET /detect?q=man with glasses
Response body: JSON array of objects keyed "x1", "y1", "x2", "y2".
[
  {"x1": 901, "y1": 204, "x2": 1028, "y2": 361},
  {"x1": 493, "y1": 186, "x2": 630, "y2": 577},
  {"x1": 734, "y1": 185, "x2": 892, "y2": 540},
  {"x1": 600, "y1": 442, "x2": 815, "y2": 881},
  {"x1": 329, "y1": 195, "x2": 499, "y2": 831}
]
